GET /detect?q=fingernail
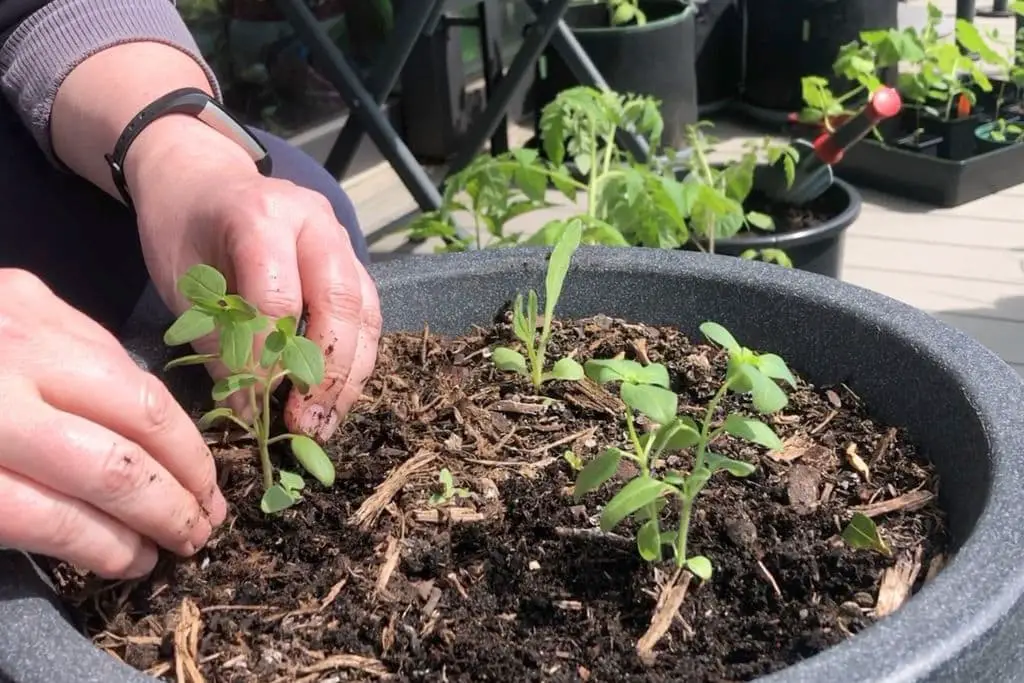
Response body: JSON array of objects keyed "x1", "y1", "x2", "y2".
[
  {"x1": 302, "y1": 404, "x2": 339, "y2": 442},
  {"x1": 127, "y1": 543, "x2": 159, "y2": 579},
  {"x1": 211, "y1": 488, "x2": 228, "y2": 526}
]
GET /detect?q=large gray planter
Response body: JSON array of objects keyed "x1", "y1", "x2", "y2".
[{"x1": 2, "y1": 248, "x2": 1024, "y2": 682}]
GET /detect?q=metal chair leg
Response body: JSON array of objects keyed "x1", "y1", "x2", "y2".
[
  {"x1": 322, "y1": 0, "x2": 447, "y2": 180},
  {"x1": 273, "y1": 0, "x2": 444, "y2": 212}
]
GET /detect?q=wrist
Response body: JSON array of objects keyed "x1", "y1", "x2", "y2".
[{"x1": 124, "y1": 115, "x2": 260, "y2": 208}]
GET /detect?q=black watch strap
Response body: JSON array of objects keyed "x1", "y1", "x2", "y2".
[{"x1": 104, "y1": 87, "x2": 273, "y2": 210}]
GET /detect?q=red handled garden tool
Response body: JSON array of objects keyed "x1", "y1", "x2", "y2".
[{"x1": 759, "y1": 87, "x2": 903, "y2": 205}]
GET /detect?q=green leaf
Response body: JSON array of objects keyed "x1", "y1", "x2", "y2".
[
  {"x1": 164, "y1": 308, "x2": 216, "y2": 346},
  {"x1": 543, "y1": 219, "x2": 582, "y2": 324},
  {"x1": 637, "y1": 518, "x2": 663, "y2": 562},
  {"x1": 198, "y1": 407, "x2": 236, "y2": 430},
  {"x1": 260, "y1": 330, "x2": 287, "y2": 369},
  {"x1": 841, "y1": 512, "x2": 892, "y2": 557},
  {"x1": 612, "y1": 3, "x2": 635, "y2": 25},
  {"x1": 220, "y1": 322, "x2": 254, "y2": 373},
  {"x1": 620, "y1": 383, "x2": 678, "y2": 425},
  {"x1": 261, "y1": 484, "x2": 299, "y2": 514},
  {"x1": 211, "y1": 373, "x2": 258, "y2": 401},
  {"x1": 599, "y1": 477, "x2": 669, "y2": 532},
  {"x1": 746, "y1": 211, "x2": 775, "y2": 230},
  {"x1": 177, "y1": 264, "x2": 227, "y2": 304},
  {"x1": 276, "y1": 316, "x2": 298, "y2": 337},
  {"x1": 291, "y1": 435, "x2": 335, "y2": 486},
  {"x1": 511, "y1": 294, "x2": 532, "y2": 345},
  {"x1": 740, "y1": 365, "x2": 789, "y2": 414},
  {"x1": 527, "y1": 290, "x2": 539, "y2": 337},
  {"x1": 704, "y1": 452, "x2": 757, "y2": 477},
  {"x1": 686, "y1": 555, "x2": 713, "y2": 581},
  {"x1": 218, "y1": 294, "x2": 259, "y2": 318},
  {"x1": 722, "y1": 414, "x2": 783, "y2": 451},
  {"x1": 549, "y1": 357, "x2": 585, "y2": 381},
  {"x1": 573, "y1": 448, "x2": 624, "y2": 500},
  {"x1": 164, "y1": 353, "x2": 218, "y2": 371},
  {"x1": 492, "y1": 347, "x2": 529, "y2": 376},
  {"x1": 584, "y1": 359, "x2": 669, "y2": 387},
  {"x1": 279, "y1": 470, "x2": 305, "y2": 493},
  {"x1": 439, "y1": 467, "x2": 454, "y2": 490},
  {"x1": 652, "y1": 418, "x2": 701, "y2": 453},
  {"x1": 756, "y1": 353, "x2": 797, "y2": 388},
  {"x1": 282, "y1": 336, "x2": 325, "y2": 387},
  {"x1": 700, "y1": 322, "x2": 740, "y2": 354}
]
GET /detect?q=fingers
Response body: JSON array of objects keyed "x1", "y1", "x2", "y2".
[
  {"x1": 0, "y1": 400, "x2": 213, "y2": 556},
  {"x1": 0, "y1": 467, "x2": 158, "y2": 580},
  {"x1": 287, "y1": 214, "x2": 382, "y2": 440},
  {"x1": 34, "y1": 349, "x2": 226, "y2": 527}
]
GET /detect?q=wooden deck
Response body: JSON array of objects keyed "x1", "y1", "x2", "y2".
[{"x1": 343, "y1": 0, "x2": 1024, "y2": 375}]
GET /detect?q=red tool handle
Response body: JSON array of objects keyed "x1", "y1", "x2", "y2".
[{"x1": 811, "y1": 87, "x2": 902, "y2": 166}]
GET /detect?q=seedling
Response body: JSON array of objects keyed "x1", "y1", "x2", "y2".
[
  {"x1": 573, "y1": 322, "x2": 795, "y2": 579},
  {"x1": 163, "y1": 264, "x2": 335, "y2": 515},
  {"x1": 428, "y1": 468, "x2": 472, "y2": 506},
  {"x1": 491, "y1": 219, "x2": 586, "y2": 388},
  {"x1": 605, "y1": 0, "x2": 646, "y2": 26},
  {"x1": 562, "y1": 450, "x2": 584, "y2": 472},
  {"x1": 842, "y1": 512, "x2": 892, "y2": 557},
  {"x1": 682, "y1": 123, "x2": 798, "y2": 252},
  {"x1": 986, "y1": 117, "x2": 1024, "y2": 143}
]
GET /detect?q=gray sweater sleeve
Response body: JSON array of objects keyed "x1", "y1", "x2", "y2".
[{"x1": 0, "y1": 0, "x2": 222, "y2": 164}]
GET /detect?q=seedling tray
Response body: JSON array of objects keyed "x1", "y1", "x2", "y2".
[{"x1": 828, "y1": 135, "x2": 1024, "y2": 208}]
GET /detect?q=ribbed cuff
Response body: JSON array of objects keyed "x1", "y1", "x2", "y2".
[{"x1": 0, "y1": 0, "x2": 222, "y2": 166}]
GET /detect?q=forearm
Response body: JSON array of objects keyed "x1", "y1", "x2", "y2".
[
  {"x1": 1, "y1": 0, "x2": 252, "y2": 200},
  {"x1": 52, "y1": 42, "x2": 252, "y2": 200}
]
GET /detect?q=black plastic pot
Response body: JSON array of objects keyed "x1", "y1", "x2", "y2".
[
  {"x1": 895, "y1": 132, "x2": 943, "y2": 157},
  {"x1": 740, "y1": 0, "x2": 899, "y2": 116},
  {"x1": 827, "y1": 134, "x2": 1024, "y2": 206},
  {"x1": 4, "y1": 248, "x2": 1024, "y2": 680},
  {"x1": 695, "y1": 0, "x2": 742, "y2": 114},
  {"x1": 920, "y1": 113, "x2": 983, "y2": 161},
  {"x1": 681, "y1": 178, "x2": 861, "y2": 279},
  {"x1": 533, "y1": 0, "x2": 698, "y2": 150}
]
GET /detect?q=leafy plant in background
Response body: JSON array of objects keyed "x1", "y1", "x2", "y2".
[
  {"x1": 409, "y1": 86, "x2": 680, "y2": 250},
  {"x1": 163, "y1": 264, "x2": 335, "y2": 514},
  {"x1": 409, "y1": 86, "x2": 796, "y2": 266},
  {"x1": 680, "y1": 123, "x2": 798, "y2": 253},
  {"x1": 491, "y1": 219, "x2": 586, "y2": 388},
  {"x1": 800, "y1": 6, "x2": 997, "y2": 134},
  {"x1": 573, "y1": 322, "x2": 796, "y2": 578}
]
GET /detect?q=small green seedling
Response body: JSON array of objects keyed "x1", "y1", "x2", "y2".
[
  {"x1": 429, "y1": 468, "x2": 472, "y2": 506},
  {"x1": 606, "y1": 0, "x2": 646, "y2": 26},
  {"x1": 573, "y1": 322, "x2": 796, "y2": 580},
  {"x1": 562, "y1": 450, "x2": 584, "y2": 472},
  {"x1": 163, "y1": 264, "x2": 335, "y2": 515},
  {"x1": 491, "y1": 220, "x2": 586, "y2": 388},
  {"x1": 842, "y1": 512, "x2": 893, "y2": 557}
]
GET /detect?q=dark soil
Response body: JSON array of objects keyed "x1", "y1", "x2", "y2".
[
  {"x1": 743, "y1": 187, "x2": 848, "y2": 234},
  {"x1": 49, "y1": 316, "x2": 947, "y2": 682}
]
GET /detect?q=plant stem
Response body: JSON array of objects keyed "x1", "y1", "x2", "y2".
[
  {"x1": 248, "y1": 382, "x2": 274, "y2": 491},
  {"x1": 625, "y1": 410, "x2": 647, "y2": 473},
  {"x1": 586, "y1": 129, "x2": 600, "y2": 219},
  {"x1": 673, "y1": 379, "x2": 733, "y2": 566},
  {"x1": 835, "y1": 84, "x2": 866, "y2": 104}
]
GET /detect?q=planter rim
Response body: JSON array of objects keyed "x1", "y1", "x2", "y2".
[
  {"x1": 367, "y1": 248, "x2": 1024, "y2": 682},
  {"x1": 566, "y1": 0, "x2": 695, "y2": 36},
  {"x1": 4, "y1": 249, "x2": 1024, "y2": 682},
  {"x1": 713, "y1": 177, "x2": 862, "y2": 251}
]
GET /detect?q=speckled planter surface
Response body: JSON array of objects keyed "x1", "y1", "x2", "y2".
[{"x1": 3, "y1": 248, "x2": 1024, "y2": 683}]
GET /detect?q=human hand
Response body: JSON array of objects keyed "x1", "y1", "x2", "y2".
[
  {"x1": 128, "y1": 130, "x2": 381, "y2": 442},
  {"x1": 0, "y1": 270, "x2": 226, "y2": 578}
]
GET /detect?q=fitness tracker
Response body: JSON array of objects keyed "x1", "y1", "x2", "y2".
[{"x1": 104, "y1": 87, "x2": 273, "y2": 210}]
